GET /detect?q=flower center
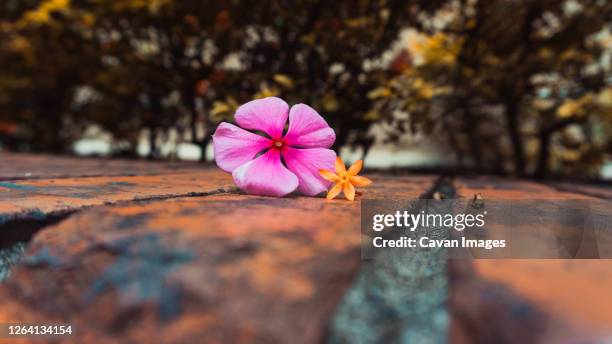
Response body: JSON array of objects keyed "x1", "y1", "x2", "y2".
[{"x1": 273, "y1": 140, "x2": 283, "y2": 149}]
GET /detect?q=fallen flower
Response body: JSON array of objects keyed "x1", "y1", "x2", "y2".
[
  {"x1": 212, "y1": 97, "x2": 336, "y2": 197},
  {"x1": 319, "y1": 157, "x2": 372, "y2": 201}
]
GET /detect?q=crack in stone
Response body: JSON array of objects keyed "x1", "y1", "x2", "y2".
[
  {"x1": 0, "y1": 186, "x2": 238, "y2": 283},
  {"x1": 328, "y1": 176, "x2": 456, "y2": 344},
  {"x1": 540, "y1": 181, "x2": 612, "y2": 201}
]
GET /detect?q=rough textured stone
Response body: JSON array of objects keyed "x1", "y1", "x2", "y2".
[
  {"x1": 547, "y1": 181, "x2": 612, "y2": 200},
  {"x1": 469, "y1": 260, "x2": 612, "y2": 334},
  {"x1": 456, "y1": 176, "x2": 598, "y2": 200},
  {"x1": 329, "y1": 178, "x2": 454, "y2": 344},
  {"x1": 0, "y1": 243, "x2": 25, "y2": 281},
  {"x1": 449, "y1": 260, "x2": 597, "y2": 344},
  {"x1": 0, "y1": 171, "x2": 234, "y2": 224},
  {"x1": 0, "y1": 152, "x2": 203, "y2": 181},
  {"x1": 2, "y1": 154, "x2": 611, "y2": 344},
  {"x1": 0, "y1": 174, "x2": 435, "y2": 344},
  {"x1": 0, "y1": 169, "x2": 433, "y2": 224},
  {"x1": 453, "y1": 176, "x2": 612, "y2": 340}
]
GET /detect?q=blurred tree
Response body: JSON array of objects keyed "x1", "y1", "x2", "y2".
[
  {"x1": 1, "y1": 0, "x2": 443, "y2": 159},
  {"x1": 377, "y1": 0, "x2": 611, "y2": 178},
  {"x1": 0, "y1": 0, "x2": 102, "y2": 152},
  {"x1": 227, "y1": 0, "x2": 444, "y2": 154},
  {"x1": 74, "y1": 0, "x2": 248, "y2": 159},
  {"x1": 161, "y1": 0, "x2": 447, "y2": 158},
  {"x1": 1, "y1": 0, "x2": 608, "y2": 179}
]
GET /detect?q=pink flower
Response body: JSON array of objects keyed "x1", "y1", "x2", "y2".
[{"x1": 212, "y1": 97, "x2": 337, "y2": 197}]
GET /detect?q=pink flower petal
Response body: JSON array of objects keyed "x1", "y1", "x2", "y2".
[
  {"x1": 232, "y1": 149, "x2": 298, "y2": 197},
  {"x1": 212, "y1": 122, "x2": 272, "y2": 173},
  {"x1": 235, "y1": 97, "x2": 289, "y2": 139},
  {"x1": 283, "y1": 104, "x2": 336, "y2": 148},
  {"x1": 282, "y1": 147, "x2": 336, "y2": 196}
]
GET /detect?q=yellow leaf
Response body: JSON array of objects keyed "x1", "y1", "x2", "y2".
[
  {"x1": 412, "y1": 78, "x2": 424, "y2": 88},
  {"x1": 538, "y1": 48, "x2": 554, "y2": 60},
  {"x1": 561, "y1": 150, "x2": 581, "y2": 162},
  {"x1": 273, "y1": 74, "x2": 294, "y2": 89},
  {"x1": 322, "y1": 93, "x2": 339, "y2": 112},
  {"x1": 364, "y1": 110, "x2": 379, "y2": 121},
  {"x1": 8, "y1": 36, "x2": 31, "y2": 53},
  {"x1": 211, "y1": 101, "x2": 230, "y2": 117},
  {"x1": 18, "y1": 0, "x2": 71, "y2": 26},
  {"x1": 556, "y1": 94, "x2": 593, "y2": 119},
  {"x1": 367, "y1": 87, "x2": 392, "y2": 99},
  {"x1": 410, "y1": 33, "x2": 462, "y2": 67},
  {"x1": 417, "y1": 83, "x2": 434, "y2": 99},
  {"x1": 300, "y1": 33, "x2": 316, "y2": 46},
  {"x1": 345, "y1": 17, "x2": 369, "y2": 28},
  {"x1": 557, "y1": 100, "x2": 580, "y2": 118},
  {"x1": 255, "y1": 85, "x2": 280, "y2": 99},
  {"x1": 82, "y1": 13, "x2": 95, "y2": 26},
  {"x1": 595, "y1": 87, "x2": 612, "y2": 107}
]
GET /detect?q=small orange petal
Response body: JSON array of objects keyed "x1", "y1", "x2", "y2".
[
  {"x1": 343, "y1": 182, "x2": 355, "y2": 201},
  {"x1": 326, "y1": 182, "x2": 343, "y2": 200},
  {"x1": 350, "y1": 175, "x2": 372, "y2": 186},
  {"x1": 319, "y1": 169, "x2": 340, "y2": 182},
  {"x1": 335, "y1": 157, "x2": 346, "y2": 176},
  {"x1": 347, "y1": 159, "x2": 363, "y2": 176}
]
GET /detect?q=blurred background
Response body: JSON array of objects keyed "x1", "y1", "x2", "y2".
[{"x1": 0, "y1": 0, "x2": 610, "y2": 179}]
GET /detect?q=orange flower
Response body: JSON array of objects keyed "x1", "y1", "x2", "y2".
[{"x1": 319, "y1": 157, "x2": 372, "y2": 201}]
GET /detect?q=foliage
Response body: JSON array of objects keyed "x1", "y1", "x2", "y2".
[
  {"x1": 375, "y1": 0, "x2": 612, "y2": 177},
  {"x1": 0, "y1": 0, "x2": 441, "y2": 158},
  {"x1": 0, "y1": 0, "x2": 609, "y2": 179},
  {"x1": 0, "y1": 0, "x2": 101, "y2": 151}
]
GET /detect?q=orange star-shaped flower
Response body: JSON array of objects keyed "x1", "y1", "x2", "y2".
[{"x1": 319, "y1": 157, "x2": 372, "y2": 201}]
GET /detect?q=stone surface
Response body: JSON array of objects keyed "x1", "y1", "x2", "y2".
[
  {"x1": 449, "y1": 260, "x2": 595, "y2": 344},
  {"x1": 455, "y1": 175, "x2": 599, "y2": 200},
  {"x1": 547, "y1": 181, "x2": 612, "y2": 200},
  {"x1": 330, "y1": 179, "x2": 454, "y2": 344},
  {"x1": 1, "y1": 153, "x2": 611, "y2": 344},
  {"x1": 0, "y1": 152, "x2": 203, "y2": 181},
  {"x1": 469, "y1": 260, "x2": 612, "y2": 334},
  {"x1": 0, "y1": 243, "x2": 25, "y2": 281},
  {"x1": 0, "y1": 165, "x2": 435, "y2": 343},
  {"x1": 453, "y1": 176, "x2": 612, "y2": 340},
  {"x1": 0, "y1": 169, "x2": 433, "y2": 224},
  {"x1": 0, "y1": 171, "x2": 234, "y2": 224}
]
